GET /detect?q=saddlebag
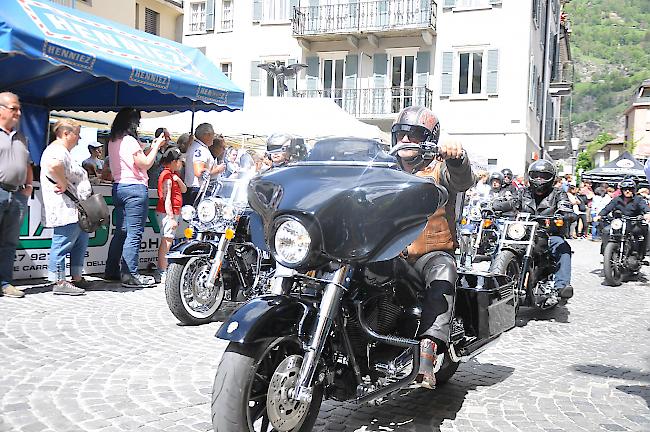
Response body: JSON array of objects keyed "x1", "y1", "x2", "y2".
[{"x1": 455, "y1": 271, "x2": 516, "y2": 340}]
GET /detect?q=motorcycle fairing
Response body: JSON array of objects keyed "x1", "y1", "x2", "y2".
[
  {"x1": 215, "y1": 295, "x2": 317, "y2": 344},
  {"x1": 167, "y1": 239, "x2": 219, "y2": 260},
  {"x1": 248, "y1": 164, "x2": 447, "y2": 264}
]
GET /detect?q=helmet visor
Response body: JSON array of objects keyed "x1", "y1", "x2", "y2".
[
  {"x1": 391, "y1": 124, "x2": 432, "y2": 144},
  {"x1": 529, "y1": 171, "x2": 553, "y2": 181}
]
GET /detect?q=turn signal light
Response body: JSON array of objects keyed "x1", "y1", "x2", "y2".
[
  {"x1": 555, "y1": 219, "x2": 564, "y2": 227},
  {"x1": 482, "y1": 220, "x2": 493, "y2": 228},
  {"x1": 184, "y1": 227, "x2": 194, "y2": 239},
  {"x1": 461, "y1": 218, "x2": 467, "y2": 225},
  {"x1": 225, "y1": 228, "x2": 235, "y2": 240}
]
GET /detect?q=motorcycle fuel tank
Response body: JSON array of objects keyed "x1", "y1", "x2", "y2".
[{"x1": 248, "y1": 162, "x2": 447, "y2": 264}]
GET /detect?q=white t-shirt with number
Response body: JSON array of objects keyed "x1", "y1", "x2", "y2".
[{"x1": 184, "y1": 139, "x2": 215, "y2": 188}]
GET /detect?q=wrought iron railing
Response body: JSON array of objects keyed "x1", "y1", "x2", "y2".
[
  {"x1": 294, "y1": 86, "x2": 433, "y2": 117},
  {"x1": 551, "y1": 60, "x2": 574, "y2": 85},
  {"x1": 293, "y1": 0, "x2": 437, "y2": 36},
  {"x1": 546, "y1": 116, "x2": 571, "y2": 142}
]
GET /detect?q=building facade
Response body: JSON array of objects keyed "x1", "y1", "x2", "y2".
[
  {"x1": 183, "y1": 0, "x2": 571, "y2": 175},
  {"x1": 625, "y1": 79, "x2": 650, "y2": 161},
  {"x1": 49, "y1": 0, "x2": 184, "y2": 42}
]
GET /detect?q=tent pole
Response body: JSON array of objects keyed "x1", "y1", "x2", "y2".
[{"x1": 190, "y1": 103, "x2": 196, "y2": 135}]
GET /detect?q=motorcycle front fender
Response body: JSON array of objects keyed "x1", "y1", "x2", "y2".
[
  {"x1": 167, "y1": 239, "x2": 218, "y2": 262},
  {"x1": 215, "y1": 295, "x2": 316, "y2": 344}
]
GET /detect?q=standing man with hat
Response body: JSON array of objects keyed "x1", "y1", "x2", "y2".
[{"x1": 0, "y1": 92, "x2": 32, "y2": 298}]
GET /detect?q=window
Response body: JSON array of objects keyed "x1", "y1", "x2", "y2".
[
  {"x1": 458, "y1": 51, "x2": 483, "y2": 95},
  {"x1": 391, "y1": 55, "x2": 415, "y2": 112},
  {"x1": 222, "y1": 0, "x2": 233, "y2": 29},
  {"x1": 144, "y1": 8, "x2": 159, "y2": 35},
  {"x1": 488, "y1": 158, "x2": 498, "y2": 166},
  {"x1": 221, "y1": 62, "x2": 232, "y2": 80},
  {"x1": 263, "y1": 0, "x2": 290, "y2": 23},
  {"x1": 189, "y1": 2, "x2": 207, "y2": 32},
  {"x1": 456, "y1": 0, "x2": 491, "y2": 8}
]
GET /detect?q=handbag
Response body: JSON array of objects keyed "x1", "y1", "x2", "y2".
[{"x1": 47, "y1": 177, "x2": 110, "y2": 233}]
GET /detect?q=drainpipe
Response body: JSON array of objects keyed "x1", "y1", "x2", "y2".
[{"x1": 539, "y1": 1, "x2": 562, "y2": 160}]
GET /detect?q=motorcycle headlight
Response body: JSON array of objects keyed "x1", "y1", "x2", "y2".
[
  {"x1": 181, "y1": 205, "x2": 196, "y2": 222},
  {"x1": 197, "y1": 199, "x2": 218, "y2": 223},
  {"x1": 222, "y1": 204, "x2": 236, "y2": 221},
  {"x1": 611, "y1": 219, "x2": 623, "y2": 231},
  {"x1": 507, "y1": 223, "x2": 527, "y2": 240},
  {"x1": 273, "y1": 219, "x2": 311, "y2": 266}
]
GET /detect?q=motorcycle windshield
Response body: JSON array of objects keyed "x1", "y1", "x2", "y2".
[{"x1": 248, "y1": 155, "x2": 447, "y2": 264}]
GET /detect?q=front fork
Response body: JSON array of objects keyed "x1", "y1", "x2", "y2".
[
  {"x1": 205, "y1": 236, "x2": 229, "y2": 290},
  {"x1": 292, "y1": 265, "x2": 353, "y2": 403}
]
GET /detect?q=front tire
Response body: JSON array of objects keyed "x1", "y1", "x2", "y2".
[
  {"x1": 212, "y1": 338, "x2": 323, "y2": 432},
  {"x1": 164, "y1": 258, "x2": 224, "y2": 325},
  {"x1": 489, "y1": 250, "x2": 521, "y2": 314},
  {"x1": 603, "y1": 242, "x2": 624, "y2": 286}
]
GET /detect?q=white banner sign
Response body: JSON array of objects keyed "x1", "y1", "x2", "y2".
[{"x1": 15, "y1": 182, "x2": 161, "y2": 280}]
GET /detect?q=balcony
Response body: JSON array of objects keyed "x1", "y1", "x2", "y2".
[
  {"x1": 549, "y1": 61, "x2": 574, "y2": 97},
  {"x1": 294, "y1": 86, "x2": 432, "y2": 119},
  {"x1": 293, "y1": 0, "x2": 437, "y2": 44},
  {"x1": 545, "y1": 115, "x2": 572, "y2": 159}
]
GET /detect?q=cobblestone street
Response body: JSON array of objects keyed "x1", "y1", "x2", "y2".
[{"x1": 1, "y1": 239, "x2": 649, "y2": 432}]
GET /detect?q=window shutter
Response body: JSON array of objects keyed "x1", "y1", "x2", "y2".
[
  {"x1": 287, "y1": 58, "x2": 297, "y2": 96},
  {"x1": 529, "y1": 62, "x2": 535, "y2": 107},
  {"x1": 345, "y1": 54, "x2": 358, "y2": 114},
  {"x1": 306, "y1": 56, "x2": 319, "y2": 90},
  {"x1": 443, "y1": 0, "x2": 456, "y2": 8},
  {"x1": 253, "y1": 0, "x2": 262, "y2": 22},
  {"x1": 440, "y1": 51, "x2": 453, "y2": 97},
  {"x1": 416, "y1": 50, "x2": 430, "y2": 88},
  {"x1": 486, "y1": 49, "x2": 499, "y2": 95},
  {"x1": 373, "y1": 53, "x2": 387, "y2": 87},
  {"x1": 377, "y1": 0, "x2": 388, "y2": 27},
  {"x1": 290, "y1": 0, "x2": 299, "y2": 18},
  {"x1": 309, "y1": 0, "x2": 320, "y2": 31},
  {"x1": 250, "y1": 61, "x2": 261, "y2": 96},
  {"x1": 205, "y1": 0, "x2": 215, "y2": 31}
]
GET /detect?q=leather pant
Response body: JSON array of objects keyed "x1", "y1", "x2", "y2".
[{"x1": 413, "y1": 251, "x2": 457, "y2": 350}]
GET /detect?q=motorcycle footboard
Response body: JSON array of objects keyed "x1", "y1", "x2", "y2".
[{"x1": 455, "y1": 271, "x2": 516, "y2": 340}]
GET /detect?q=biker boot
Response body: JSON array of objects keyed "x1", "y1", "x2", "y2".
[
  {"x1": 417, "y1": 338, "x2": 437, "y2": 389},
  {"x1": 558, "y1": 284, "x2": 573, "y2": 299}
]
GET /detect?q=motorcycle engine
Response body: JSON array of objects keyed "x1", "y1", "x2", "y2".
[{"x1": 346, "y1": 291, "x2": 403, "y2": 356}]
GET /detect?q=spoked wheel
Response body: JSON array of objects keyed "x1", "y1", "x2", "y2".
[
  {"x1": 603, "y1": 242, "x2": 624, "y2": 286},
  {"x1": 212, "y1": 337, "x2": 323, "y2": 432},
  {"x1": 164, "y1": 257, "x2": 224, "y2": 325}
]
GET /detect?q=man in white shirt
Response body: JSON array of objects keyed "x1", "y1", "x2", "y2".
[{"x1": 183, "y1": 123, "x2": 226, "y2": 205}]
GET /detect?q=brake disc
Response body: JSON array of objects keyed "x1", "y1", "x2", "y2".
[{"x1": 266, "y1": 354, "x2": 309, "y2": 431}]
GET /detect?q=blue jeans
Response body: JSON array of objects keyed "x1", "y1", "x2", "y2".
[
  {"x1": 106, "y1": 183, "x2": 148, "y2": 277},
  {"x1": 48, "y1": 223, "x2": 89, "y2": 281},
  {"x1": 590, "y1": 212, "x2": 599, "y2": 239},
  {"x1": 0, "y1": 189, "x2": 28, "y2": 287},
  {"x1": 549, "y1": 235, "x2": 572, "y2": 289}
]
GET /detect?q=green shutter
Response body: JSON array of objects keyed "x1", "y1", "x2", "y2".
[
  {"x1": 486, "y1": 49, "x2": 499, "y2": 95},
  {"x1": 416, "y1": 50, "x2": 430, "y2": 88},
  {"x1": 373, "y1": 53, "x2": 387, "y2": 87},
  {"x1": 253, "y1": 0, "x2": 262, "y2": 22},
  {"x1": 440, "y1": 51, "x2": 453, "y2": 96},
  {"x1": 306, "y1": 56, "x2": 319, "y2": 90},
  {"x1": 206, "y1": 0, "x2": 215, "y2": 31},
  {"x1": 345, "y1": 54, "x2": 358, "y2": 114},
  {"x1": 250, "y1": 61, "x2": 260, "y2": 96}
]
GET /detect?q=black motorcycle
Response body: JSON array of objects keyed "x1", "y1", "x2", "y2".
[
  {"x1": 490, "y1": 213, "x2": 568, "y2": 312},
  {"x1": 602, "y1": 212, "x2": 649, "y2": 286},
  {"x1": 165, "y1": 173, "x2": 274, "y2": 325},
  {"x1": 210, "y1": 138, "x2": 515, "y2": 432}
]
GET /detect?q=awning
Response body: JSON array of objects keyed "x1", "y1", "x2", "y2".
[
  {"x1": 0, "y1": 0, "x2": 244, "y2": 112},
  {"x1": 582, "y1": 151, "x2": 649, "y2": 188}
]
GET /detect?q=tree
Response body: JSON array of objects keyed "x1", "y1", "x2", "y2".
[
  {"x1": 575, "y1": 152, "x2": 593, "y2": 184},
  {"x1": 586, "y1": 132, "x2": 614, "y2": 159}
]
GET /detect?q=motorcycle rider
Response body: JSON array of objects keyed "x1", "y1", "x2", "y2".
[
  {"x1": 595, "y1": 178, "x2": 650, "y2": 254},
  {"x1": 515, "y1": 159, "x2": 575, "y2": 299},
  {"x1": 487, "y1": 171, "x2": 519, "y2": 218},
  {"x1": 501, "y1": 168, "x2": 519, "y2": 194},
  {"x1": 265, "y1": 133, "x2": 308, "y2": 168},
  {"x1": 391, "y1": 106, "x2": 474, "y2": 388}
]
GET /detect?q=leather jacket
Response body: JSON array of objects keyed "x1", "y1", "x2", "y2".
[
  {"x1": 518, "y1": 187, "x2": 577, "y2": 238},
  {"x1": 598, "y1": 195, "x2": 650, "y2": 218}
]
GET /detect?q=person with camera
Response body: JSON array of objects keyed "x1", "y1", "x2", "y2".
[
  {"x1": 183, "y1": 123, "x2": 226, "y2": 205},
  {"x1": 40, "y1": 119, "x2": 93, "y2": 295},
  {"x1": 391, "y1": 106, "x2": 474, "y2": 388}
]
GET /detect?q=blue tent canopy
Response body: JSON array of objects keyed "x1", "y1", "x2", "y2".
[{"x1": 0, "y1": 0, "x2": 244, "y2": 162}]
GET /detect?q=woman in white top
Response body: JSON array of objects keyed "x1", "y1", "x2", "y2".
[{"x1": 40, "y1": 119, "x2": 92, "y2": 295}]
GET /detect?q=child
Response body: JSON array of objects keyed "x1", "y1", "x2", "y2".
[{"x1": 156, "y1": 147, "x2": 187, "y2": 281}]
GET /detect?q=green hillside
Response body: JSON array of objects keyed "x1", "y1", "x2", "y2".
[{"x1": 564, "y1": 0, "x2": 650, "y2": 138}]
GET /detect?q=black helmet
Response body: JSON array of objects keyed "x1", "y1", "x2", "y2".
[
  {"x1": 501, "y1": 168, "x2": 513, "y2": 185},
  {"x1": 527, "y1": 159, "x2": 556, "y2": 195},
  {"x1": 619, "y1": 178, "x2": 636, "y2": 192},
  {"x1": 489, "y1": 171, "x2": 504, "y2": 186},
  {"x1": 266, "y1": 133, "x2": 308, "y2": 162},
  {"x1": 391, "y1": 106, "x2": 441, "y2": 173}
]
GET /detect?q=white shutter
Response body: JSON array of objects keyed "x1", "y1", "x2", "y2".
[
  {"x1": 486, "y1": 49, "x2": 499, "y2": 95},
  {"x1": 440, "y1": 51, "x2": 453, "y2": 96}
]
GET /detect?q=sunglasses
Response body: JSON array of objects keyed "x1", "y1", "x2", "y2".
[
  {"x1": 529, "y1": 171, "x2": 553, "y2": 181},
  {"x1": 391, "y1": 124, "x2": 431, "y2": 144},
  {"x1": 622, "y1": 188, "x2": 634, "y2": 193}
]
